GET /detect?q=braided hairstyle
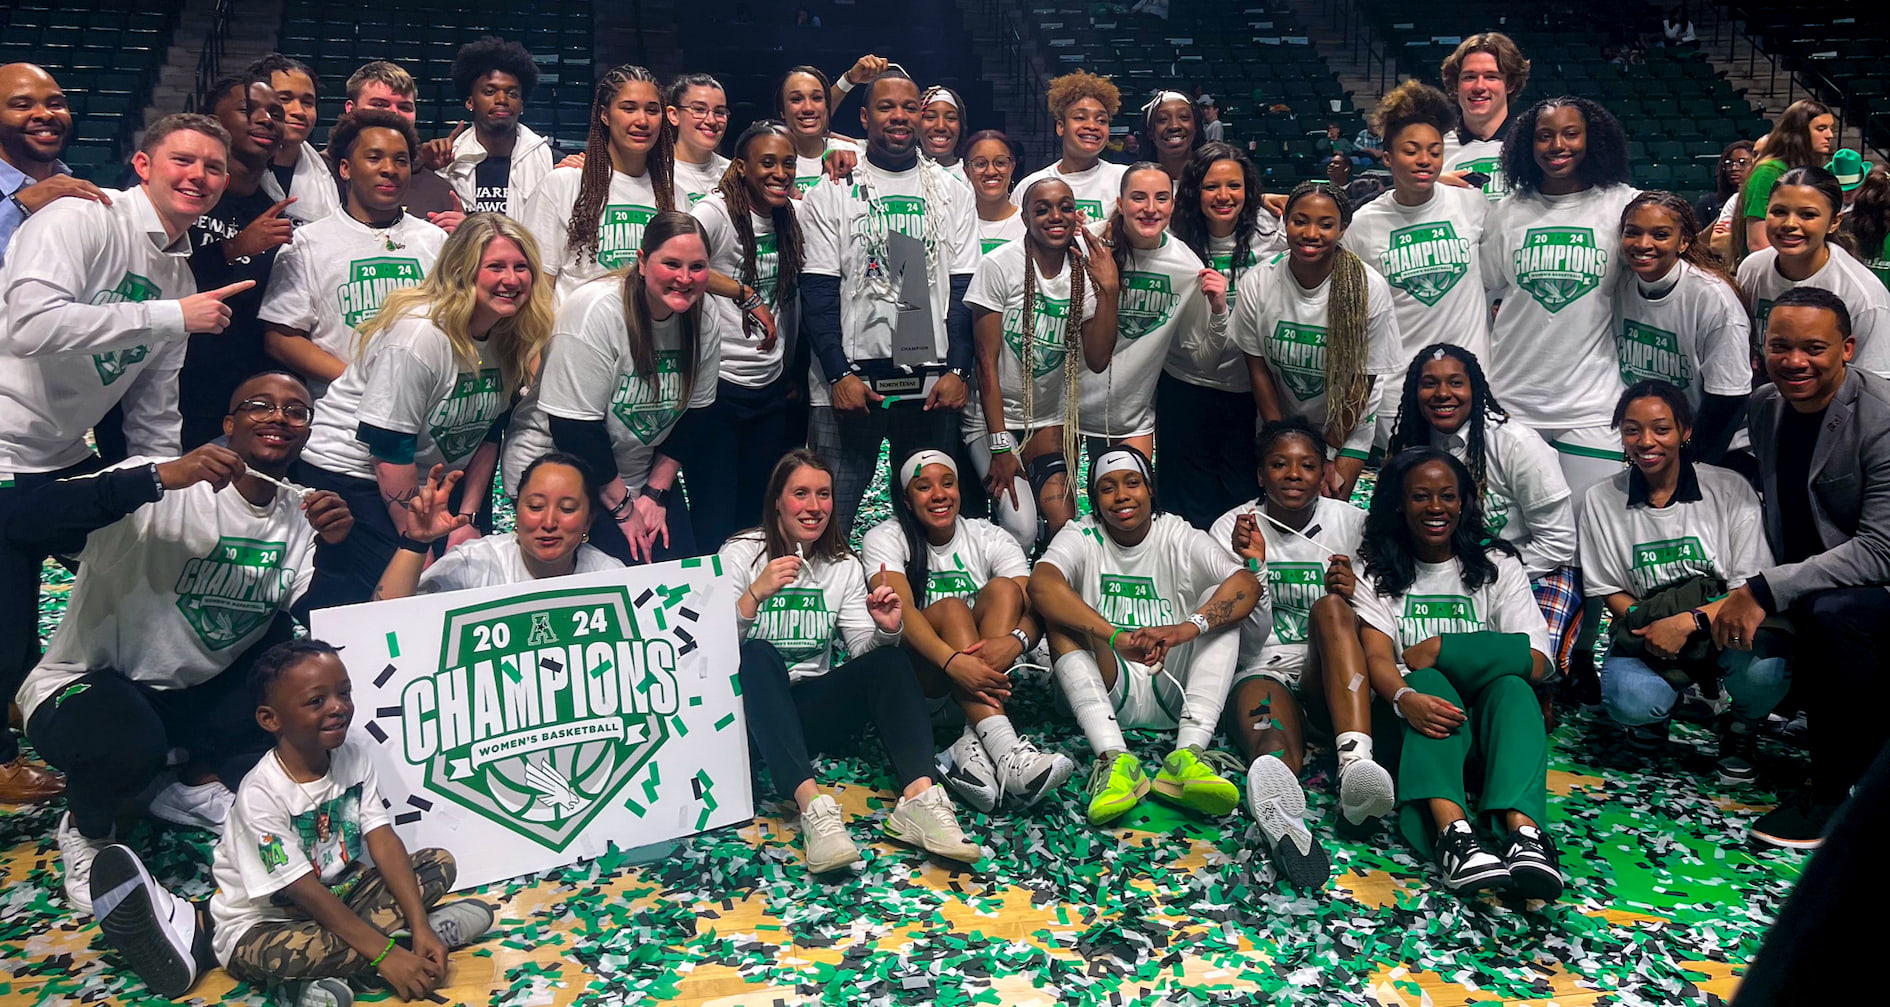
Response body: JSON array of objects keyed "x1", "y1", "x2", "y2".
[
  {"x1": 1174, "y1": 142, "x2": 1261, "y2": 282},
  {"x1": 571, "y1": 64, "x2": 674, "y2": 265},
  {"x1": 1282, "y1": 181, "x2": 1372, "y2": 446},
  {"x1": 1018, "y1": 178, "x2": 1091, "y2": 470},
  {"x1": 717, "y1": 119, "x2": 805, "y2": 311},
  {"x1": 1387, "y1": 343, "x2": 1508, "y2": 497},
  {"x1": 1620, "y1": 190, "x2": 1745, "y2": 307}
]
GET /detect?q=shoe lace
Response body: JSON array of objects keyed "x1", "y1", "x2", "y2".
[
  {"x1": 1087, "y1": 755, "x2": 1121, "y2": 795},
  {"x1": 1196, "y1": 749, "x2": 1247, "y2": 780},
  {"x1": 912, "y1": 788, "x2": 965, "y2": 835}
]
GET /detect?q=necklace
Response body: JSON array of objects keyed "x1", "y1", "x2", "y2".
[
  {"x1": 372, "y1": 224, "x2": 405, "y2": 252},
  {"x1": 273, "y1": 747, "x2": 330, "y2": 803}
]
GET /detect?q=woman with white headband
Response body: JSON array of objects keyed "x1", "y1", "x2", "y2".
[
  {"x1": 861, "y1": 449, "x2": 1076, "y2": 812},
  {"x1": 1028, "y1": 445, "x2": 1265, "y2": 827},
  {"x1": 1142, "y1": 89, "x2": 1200, "y2": 185},
  {"x1": 919, "y1": 85, "x2": 968, "y2": 185}
]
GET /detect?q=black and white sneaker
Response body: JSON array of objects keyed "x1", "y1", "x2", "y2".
[
  {"x1": 1716, "y1": 719, "x2": 1760, "y2": 785},
  {"x1": 1435, "y1": 820, "x2": 1510, "y2": 893},
  {"x1": 1500, "y1": 825, "x2": 1565, "y2": 902},
  {"x1": 90, "y1": 844, "x2": 202, "y2": 997},
  {"x1": 1625, "y1": 720, "x2": 1670, "y2": 752},
  {"x1": 1749, "y1": 794, "x2": 1837, "y2": 850}
]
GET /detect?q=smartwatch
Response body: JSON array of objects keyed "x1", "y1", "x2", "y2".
[
  {"x1": 946, "y1": 366, "x2": 973, "y2": 383},
  {"x1": 640, "y1": 483, "x2": 671, "y2": 506},
  {"x1": 987, "y1": 430, "x2": 1017, "y2": 454},
  {"x1": 1690, "y1": 608, "x2": 1711, "y2": 635}
]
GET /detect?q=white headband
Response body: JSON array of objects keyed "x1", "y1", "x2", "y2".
[
  {"x1": 1143, "y1": 89, "x2": 1191, "y2": 117},
  {"x1": 899, "y1": 449, "x2": 958, "y2": 486},
  {"x1": 921, "y1": 86, "x2": 959, "y2": 110},
  {"x1": 1092, "y1": 449, "x2": 1145, "y2": 483}
]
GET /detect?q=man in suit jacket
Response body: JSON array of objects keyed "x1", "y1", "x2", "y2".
[{"x1": 1717, "y1": 286, "x2": 1890, "y2": 849}]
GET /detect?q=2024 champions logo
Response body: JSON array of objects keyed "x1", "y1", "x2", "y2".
[{"x1": 396, "y1": 586, "x2": 683, "y2": 851}]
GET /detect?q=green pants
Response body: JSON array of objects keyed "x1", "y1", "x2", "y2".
[{"x1": 1396, "y1": 666, "x2": 1548, "y2": 855}]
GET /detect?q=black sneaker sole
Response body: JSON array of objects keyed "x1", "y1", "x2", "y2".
[
  {"x1": 1269, "y1": 833, "x2": 1332, "y2": 890},
  {"x1": 91, "y1": 846, "x2": 196, "y2": 998},
  {"x1": 1507, "y1": 862, "x2": 1565, "y2": 902}
]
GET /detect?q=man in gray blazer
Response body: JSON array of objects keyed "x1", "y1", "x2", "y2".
[{"x1": 1717, "y1": 286, "x2": 1890, "y2": 850}]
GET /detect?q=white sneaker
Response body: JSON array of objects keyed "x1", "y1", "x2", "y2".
[
  {"x1": 1336, "y1": 758, "x2": 1396, "y2": 824},
  {"x1": 884, "y1": 784, "x2": 982, "y2": 863},
  {"x1": 91, "y1": 844, "x2": 201, "y2": 997},
  {"x1": 148, "y1": 781, "x2": 235, "y2": 831},
  {"x1": 427, "y1": 899, "x2": 496, "y2": 948},
  {"x1": 935, "y1": 730, "x2": 1002, "y2": 813},
  {"x1": 1244, "y1": 755, "x2": 1329, "y2": 889},
  {"x1": 57, "y1": 813, "x2": 112, "y2": 916},
  {"x1": 996, "y1": 737, "x2": 1076, "y2": 808},
  {"x1": 799, "y1": 794, "x2": 862, "y2": 873}
]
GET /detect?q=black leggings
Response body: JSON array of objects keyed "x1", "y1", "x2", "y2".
[
  {"x1": 1155, "y1": 372, "x2": 1259, "y2": 530},
  {"x1": 0, "y1": 454, "x2": 105, "y2": 763},
  {"x1": 736, "y1": 639, "x2": 934, "y2": 799}
]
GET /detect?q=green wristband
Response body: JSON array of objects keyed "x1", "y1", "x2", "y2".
[
  {"x1": 370, "y1": 935, "x2": 397, "y2": 967},
  {"x1": 1108, "y1": 627, "x2": 1128, "y2": 652}
]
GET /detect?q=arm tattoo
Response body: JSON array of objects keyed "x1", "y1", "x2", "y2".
[{"x1": 1197, "y1": 590, "x2": 1245, "y2": 630}]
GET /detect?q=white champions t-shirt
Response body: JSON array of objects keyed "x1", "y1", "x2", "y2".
[
  {"x1": 962, "y1": 237, "x2": 1099, "y2": 439},
  {"x1": 1231, "y1": 251, "x2": 1404, "y2": 459},
  {"x1": 1036, "y1": 512, "x2": 1245, "y2": 633},
  {"x1": 859, "y1": 516, "x2": 1030, "y2": 603},
  {"x1": 1481, "y1": 183, "x2": 1641, "y2": 428},
  {"x1": 300, "y1": 312, "x2": 508, "y2": 480},
  {"x1": 17, "y1": 462, "x2": 317, "y2": 722},
  {"x1": 1578, "y1": 463, "x2": 1772, "y2": 599},
  {"x1": 1081, "y1": 232, "x2": 1220, "y2": 439},
  {"x1": 673, "y1": 153, "x2": 733, "y2": 208},
  {"x1": 502, "y1": 283, "x2": 717, "y2": 496},
  {"x1": 1616, "y1": 260, "x2": 1753, "y2": 412},
  {"x1": 520, "y1": 166, "x2": 663, "y2": 303},
  {"x1": 1347, "y1": 183, "x2": 1493, "y2": 365},
  {"x1": 794, "y1": 135, "x2": 864, "y2": 196},
  {"x1": 257, "y1": 210, "x2": 447, "y2": 378},
  {"x1": 208, "y1": 740, "x2": 392, "y2": 967},
  {"x1": 1737, "y1": 245, "x2": 1890, "y2": 379},
  {"x1": 720, "y1": 531, "x2": 899, "y2": 681},
  {"x1": 1163, "y1": 229, "x2": 1282, "y2": 393},
  {"x1": 1209, "y1": 495, "x2": 1365, "y2": 673},
  {"x1": 1434, "y1": 421, "x2": 1576, "y2": 578},
  {"x1": 1011, "y1": 159, "x2": 1128, "y2": 222},
  {"x1": 1352, "y1": 550, "x2": 1551, "y2": 673},
  {"x1": 1441, "y1": 130, "x2": 1510, "y2": 202},
  {"x1": 418, "y1": 534, "x2": 624, "y2": 594},
  {"x1": 979, "y1": 211, "x2": 1025, "y2": 255},
  {"x1": 691, "y1": 191, "x2": 799, "y2": 388}
]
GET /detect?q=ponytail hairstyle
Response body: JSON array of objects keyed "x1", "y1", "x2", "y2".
[
  {"x1": 618, "y1": 210, "x2": 705, "y2": 407},
  {"x1": 1386, "y1": 344, "x2": 1508, "y2": 497},
  {"x1": 1173, "y1": 142, "x2": 1261, "y2": 282},
  {"x1": 1282, "y1": 181, "x2": 1372, "y2": 447},
  {"x1": 1359, "y1": 447, "x2": 1515, "y2": 598},
  {"x1": 1621, "y1": 190, "x2": 1744, "y2": 305},
  {"x1": 572, "y1": 64, "x2": 674, "y2": 264},
  {"x1": 1503, "y1": 95, "x2": 1631, "y2": 196},
  {"x1": 1104, "y1": 161, "x2": 1169, "y2": 277},
  {"x1": 718, "y1": 119, "x2": 805, "y2": 311},
  {"x1": 887, "y1": 449, "x2": 962, "y2": 607},
  {"x1": 1839, "y1": 166, "x2": 1890, "y2": 261},
  {"x1": 1018, "y1": 177, "x2": 1092, "y2": 471},
  {"x1": 775, "y1": 64, "x2": 833, "y2": 123}
]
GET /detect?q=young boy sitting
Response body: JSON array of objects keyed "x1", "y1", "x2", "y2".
[{"x1": 87, "y1": 640, "x2": 495, "y2": 1005}]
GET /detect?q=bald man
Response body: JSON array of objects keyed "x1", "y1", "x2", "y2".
[{"x1": 0, "y1": 64, "x2": 111, "y2": 266}]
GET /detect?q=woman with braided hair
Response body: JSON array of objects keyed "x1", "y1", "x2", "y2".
[
  {"x1": 965, "y1": 178, "x2": 1119, "y2": 552},
  {"x1": 520, "y1": 64, "x2": 676, "y2": 303},
  {"x1": 1387, "y1": 345, "x2": 1580, "y2": 680},
  {"x1": 1232, "y1": 182, "x2": 1404, "y2": 502}
]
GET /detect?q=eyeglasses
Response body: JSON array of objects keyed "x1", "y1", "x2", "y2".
[
  {"x1": 968, "y1": 156, "x2": 1016, "y2": 172},
  {"x1": 679, "y1": 102, "x2": 730, "y2": 121},
  {"x1": 232, "y1": 399, "x2": 313, "y2": 426},
  {"x1": 1723, "y1": 155, "x2": 1753, "y2": 166}
]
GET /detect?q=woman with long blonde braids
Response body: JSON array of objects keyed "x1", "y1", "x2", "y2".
[
  {"x1": 965, "y1": 178, "x2": 1119, "y2": 550},
  {"x1": 1232, "y1": 181, "x2": 1403, "y2": 501},
  {"x1": 300, "y1": 213, "x2": 554, "y2": 610}
]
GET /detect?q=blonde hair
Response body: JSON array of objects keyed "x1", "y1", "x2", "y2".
[
  {"x1": 357, "y1": 213, "x2": 552, "y2": 399},
  {"x1": 1046, "y1": 70, "x2": 1121, "y2": 120},
  {"x1": 346, "y1": 60, "x2": 416, "y2": 101}
]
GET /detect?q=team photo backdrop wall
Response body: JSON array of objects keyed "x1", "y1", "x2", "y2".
[{"x1": 310, "y1": 555, "x2": 751, "y2": 891}]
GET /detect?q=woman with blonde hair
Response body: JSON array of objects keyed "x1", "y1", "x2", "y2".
[{"x1": 300, "y1": 212, "x2": 553, "y2": 610}]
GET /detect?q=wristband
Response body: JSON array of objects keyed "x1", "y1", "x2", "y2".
[
  {"x1": 1108, "y1": 627, "x2": 1128, "y2": 652},
  {"x1": 640, "y1": 483, "x2": 671, "y2": 506},
  {"x1": 1390, "y1": 686, "x2": 1415, "y2": 718},
  {"x1": 609, "y1": 494, "x2": 634, "y2": 520},
  {"x1": 1187, "y1": 613, "x2": 1211, "y2": 636},
  {"x1": 834, "y1": 76, "x2": 856, "y2": 95},
  {"x1": 9, "y1": 193, "x2": 29, "y2": 218},
  {"x1": 370, "y1": 935, "x2": 398, "y2": 967},
  {"x1": 396, "y1": 535, "x2": 432, "y2": 554},
  {"x1": 149, "y1": 462, "x2": 166, "y2": 496},
  {"x1": 987, "y1": 430, "x2": 1017, "y2": 454},
  {"x1": 1010, "y1": 628, "x2": 1031, "y2": 651},
  {"x1": 737, "y1": 287, "x2": 765, "y2": 312}
]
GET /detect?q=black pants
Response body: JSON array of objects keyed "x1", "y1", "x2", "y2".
[
  {"x1": 297, "y1": 466, "x2": 395, "y2": 618},
  {"x1": 669, "y1": 376, "x2": 800, "y2": 553},
  {"x1": 583, "y1": 491, "x2": 697, "y2": 566},
  {"x1": 808, "y1": 403, "x2": 962, "y2": 540},
  {"x1": 0, "y1": 454, "x2": 105, "y2": 763},
  {"x1": 25, "y1": 624, "x2": 284, "y2": 838},
  {"x1": 1792, "y1": 587, "x2": 1890, "y2": 804},
  {"x1": 736, "y1": 639, "x2": 933, "y2": 799},
  {"x1": 1155, "y1": 372, "x2": 1258, "y2": 530}
]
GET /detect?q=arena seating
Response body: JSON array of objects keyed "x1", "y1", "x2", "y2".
[
  {"x1": 1732, "y1": 3, "x2": 1890, "y2": 151},
  {"x1": 0, "y1": 3, "x2": 178, "y2": 183}
]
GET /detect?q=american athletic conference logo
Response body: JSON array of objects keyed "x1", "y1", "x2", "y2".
[{"x1": 394, "y1": 585, "x2": 685, "y2": 851}]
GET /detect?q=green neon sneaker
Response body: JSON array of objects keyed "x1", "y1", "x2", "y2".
[
  {"x1": 1085, "y1": 751, "x2": 1149, "y2": 825},
  {"x1": 1151, "y1": 746, "x2": 1242, "y2": 817}
]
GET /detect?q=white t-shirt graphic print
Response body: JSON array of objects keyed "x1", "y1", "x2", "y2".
[{"x1": 257, "y1": 210, "x2": 447, "y2": 380}]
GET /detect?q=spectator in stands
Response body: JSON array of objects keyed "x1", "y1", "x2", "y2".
[
  {"x1": 248, "y1": 55, "x2": 341, "y2": 225},
  {"x1": 1837, "y1": 165, "x2": 1890, "y2": 286},
  {"x1": 919, "y1": 85, "x2": 967, "y2": 184},
  {"x1": 14, "y1": 371, "x2": 353, "y2": 915},
  {"x1": 0, "y1": 63, "x2": 108, "y2": 268},
  {"x1": 1715, "y1": 286, "x2": 1890, "y2": 849},
  {"x1": 341, "y1": 61, "x2": 463, "y2": 229},
  {"x1": 1315, "y1": 123, "x2": 1355, "y2": 161},
  {"x1": 428, "y1": 37, "x2": 553, "y2": 219},
  {"x1": 1733, "y1": 98, "x2": 1834, "y2": 264},
  {"x1": 1142, "y1": 89, "x2": 1198, "y2": 185},
  {"x1": 1197, "y1": 96, "x2": 1224, "y2": 144},
  {"x1": 1014, "y1": 71, "x2": 1126, "y2": 222},
  {"x1": 966, "y1": 129, "x2": 1024, "y2": 251},
  {"x1": 1351, "y1": 111, "x2": 1386, "y2": 170},
  {"x1": 1826, "y1": 147, "x2": 1865, "y2": 214},
  {"x1": 0, "y1": 114, "x2": 249, "y2": 805},
  {"x1": 1694, "y1": 140, "x2": 1753, "y2": 235},
  {"x1": 667, "y1": 73, "x2": 732, "y2": 206},
  {"x1": 1736, "y1": 166, "x2": 1889, "y2": 379},
  {"x1": 1661, "y1": 6, "x2": 1697, "y2": 46},
  {"x1": 259, "y1": 112, "x2": 448, "y2": 390},
  {"x1": 1438, "y1": 32, "x2": 1531, "y2": 201},
  {"x1": 1582, "y1": 381, "x2": 1785, "y2": 778}
]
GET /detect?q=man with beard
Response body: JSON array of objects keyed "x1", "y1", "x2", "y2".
[
  {"x1": 425, "y1": 37, "x2": 553, "y2": 218},
  {"x1": 0, "y1": 63, "x2": 111, "y2": 266}
]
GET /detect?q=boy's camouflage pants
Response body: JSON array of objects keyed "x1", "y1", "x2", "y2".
[{"x1": 226, "y1": 847, "x2": 456, "y2": 983}]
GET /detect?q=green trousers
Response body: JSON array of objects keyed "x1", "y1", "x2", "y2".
[{"x1": 1396, "y1": 658, "x2": 1548, "y2": 856}]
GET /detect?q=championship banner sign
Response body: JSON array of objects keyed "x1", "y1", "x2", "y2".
[{"x1": 310, "y1": 554, "x2": 752, "y2": 891}]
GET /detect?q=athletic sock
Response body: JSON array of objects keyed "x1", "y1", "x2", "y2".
[
  {"x1": 972, "y1": 714, "x2": 1020, "y2": 757},
  {"x1": 1052, "y1": 650, "x2": 1127, "y2": 754},
  {"x1": 1335, "y1": 731, "x2": 1374, "y2": 770}
]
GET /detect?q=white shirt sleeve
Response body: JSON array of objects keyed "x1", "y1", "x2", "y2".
[
  {"x1": 1341, "y1": 377, "x2": 1385, "y2": 459},
  {"x1": 1363, "y1": 268, "x2": 1405, "y2": 376},
  {"x1": 355, "y1": 332, "x2": 451, "y2": 436},
  {"x1": 256, "y1": 238, "x2": 316, "y2": 330},
  {"x1": 118, "y1": 339, "x2": 184, "y2": 459},
  {"x1": 518, "y1": 172, "x2": 573, "y2": 281},
  {"x1": 1502, "y1": 424, "x2": 1578, "y2": 576},
  {"x1": 963, "y1": 252, "x2": 1011, "y2": 314},
  {"x1": 416, "y1": 546, "x2": 479, "y2": 594},
  {"x1": 1697, "y1": 280, "x2": 1754, "y2": 397},
  {"x1": 1035, "y1": 520, "x2": 1093, "y2": 586},
  {"x1": 1577, "y1": 481, "x2": 1629, "y2": 598},
  {"x1": 974, "y1": 521, "x2": 1032, "y2": 579},
  {"x1": 857, "y1": 521, "x2": 909, "y2": 574},
  {"x1": 1228, "y1": 266, "x2": 1267, "y2": 357},
  {"x1": 227, "y1": 782, "x2": 313, "y2": 899},
  {"x1": 1719, "y1": 472, "x2": 1771, "y2": 588},
  {"x1": 1351, "y1": 579, "x2": 1400, "y2": 649},
  {"x1": 1180, "y1": 521, "x2": 1245, "y2": 601},
  {"x1": 1, "y1": 200, "x2": 188, "y2": 356},
  {"x1": 800, "y1": 183, "x2": 843, "y2": 278},
  {"x1": 946, "y1": 182, "x2": 981, "y2": 277},
  {"x1": 832, "y1": 556, "x2": 893, "y2": 656}
]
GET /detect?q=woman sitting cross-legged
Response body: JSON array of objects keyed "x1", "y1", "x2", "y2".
[
  {"x1": 1580, "y1": 381, "x2": 1789, "y2": 780},
  {"x1": 1028, "y1": 446, "x2": 1264, "y2": 826},
  {"x1": 1354, "y1": 447, "x2": 1563, "y2": 900},
  {"x1": 860, "y1": 449, "x2": 1076, "y2": 812},
  {"x1": 722, "y1": 449, "x2": 981, "y2": 874}
]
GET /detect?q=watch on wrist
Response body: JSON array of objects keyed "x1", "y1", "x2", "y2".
[
  {"x1": 1690, "y1": 608, "x2": 1711, "y2": 634},
  {"x1": 1187, "y1": 613, "x2": 1212, "y2": 635},
  {"x1": 946, "y1": 366, "x2": 972, "y2": 383},
  {"x1": 640, "y1": 483, "x2": 670, "y2": 506},
  {"x1": 9, "y1": 194, "x2": 30, "y2": 217},
  {"x1": 987, "y1": 430, "x2": 1017, "y2": 454}
]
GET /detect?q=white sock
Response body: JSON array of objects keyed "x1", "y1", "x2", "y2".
[
  {"x1": 1336, "y1": 731, "x2": 1374, "y2": 769},
  {"x1": 1053, "y1": 650, "x2": 1127, "y2": 754},
  {"x1": 972, "y1": 714, "x2": 1020, "y2": 757}
]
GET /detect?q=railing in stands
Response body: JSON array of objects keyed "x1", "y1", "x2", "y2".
[
  {"x1": 972, "y1": 0, "x2": 1052, "y2": 162},
  {"x1": 1706, "y1": 4, "x2": 1886, "y2": 159},
  {"x1": 1319, "y1": 0, "x2": 1396, "y2": 99},
  {"x1": 183, "y1": 0, "x2": 235, "y2": 114}
]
